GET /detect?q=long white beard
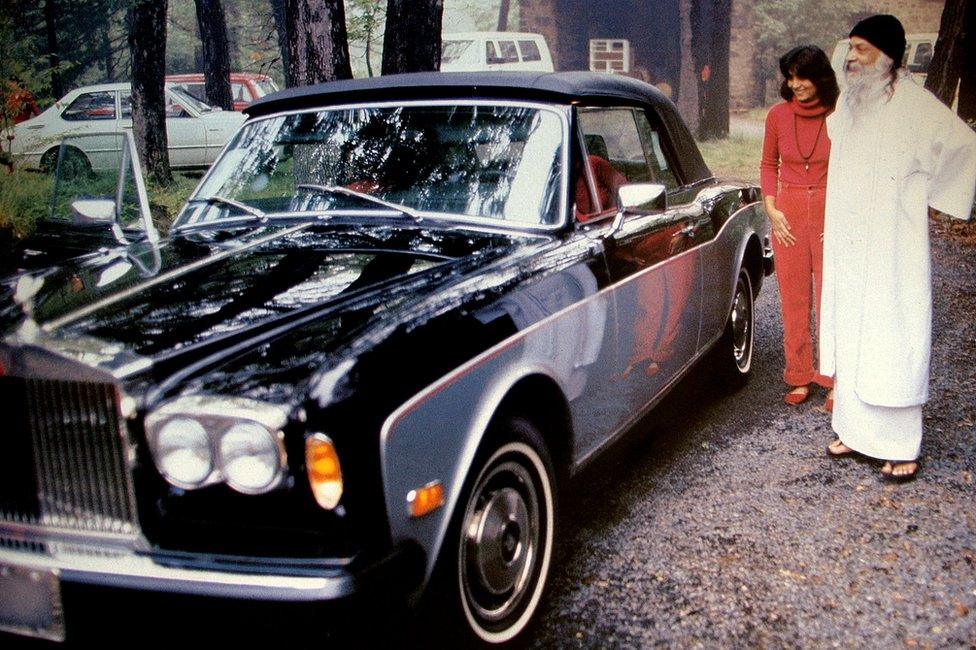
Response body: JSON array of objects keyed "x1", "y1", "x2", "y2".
[{"x1": 844, "y1": 54, "x2": 894, "y2": 119}]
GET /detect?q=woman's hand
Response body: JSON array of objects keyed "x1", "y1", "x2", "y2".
[{"x1": 765, "y1": 200, "x2": 796, "y2": 247}]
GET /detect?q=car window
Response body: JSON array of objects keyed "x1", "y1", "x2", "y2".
[
  {"x1": 576, "y1": 107, "x2": 679, "y2": 219},
  {"x1": 578, "y1": 107, "x2": 653, "y2": 185},
  {"x1": 232, "y1": 83, "x2": 248, "y2": 102},
  {"x1": 486, "y1": 41, "x2": 500, "y2": 64},
  {"x1": 910, "y1": 42, "x2": 933, "y2": 73},
  {"x1": 254, "y1": 79, "x2": 278, "y2": 97},
  {"x1": 498, "y1": 41, "x2": 519, "y2": 63},
  {"x1": 120, "y1": 91, "x2": 131, "y2": 119},
  {"x1": 633, "y1": 111, "x2": 679, "y2": 191},
  {"x1": 518, "y1": 40, "x2": 542, "y2": 62},
  {"x1": 443, "y1": 40, "x2": 474, "y2": 64},
  {"x1": 178, "y1": 82, "x2": 207, "y2": 103},
  {"x1": 62, "y1": 91, "x2": 117, "y2": 121}
]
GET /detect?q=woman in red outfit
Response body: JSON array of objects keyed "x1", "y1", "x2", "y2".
[{"x1": 761, "y1": 46, "x2": 839, "y2": 408}]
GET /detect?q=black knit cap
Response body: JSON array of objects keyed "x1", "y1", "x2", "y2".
[{"x1": 849, "y1": 14, "x2": 906, "y2": 67}]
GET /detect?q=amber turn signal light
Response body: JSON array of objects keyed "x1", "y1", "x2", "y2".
[
  {"x1": 407, "y1": 481, "x2": 444, "y2": 518},
  {"x1": 306, "y1": 433, "x2": 343, "y2": 510}
]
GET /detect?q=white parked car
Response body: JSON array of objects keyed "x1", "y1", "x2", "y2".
[
  {"x1": 9, "y1": 82, "x2": 246, "y2": 172},
  {"x1": 441, "y1": 31, "x2": 554, "y2": 72}
]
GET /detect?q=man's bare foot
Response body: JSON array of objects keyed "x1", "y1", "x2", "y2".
[
  {"x1": 826, "y1": 438, "x2": 854, "y2": 457},
  {"x1": 881, "y1": 460, "x2": 919, "y2": 481},
  {"x1": 824, "y1": 388, "x2": 834, "y2": 412}
]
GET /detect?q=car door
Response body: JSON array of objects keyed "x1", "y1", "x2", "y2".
[
  {"x1": 120, "y1": 89, "x2": 208, "y2": 168},
  {"x1": 56, "y1": 89, "x2": 123, "y2": 170},
  {"x1": 575, "y1": 106, "x2": 705, "y2": 448}
]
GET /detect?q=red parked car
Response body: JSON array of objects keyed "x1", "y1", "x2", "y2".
[{"x1": 166, "y1": 72, "x2": 280, "y2": 111}]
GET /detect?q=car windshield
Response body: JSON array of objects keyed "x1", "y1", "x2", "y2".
[
  {"x1": 169, "y1": 86, "x2": 215, "y2": 113},
  {"x1": 254, "y1": 78, "x2": 278, "y2": 97},
  {"x1": 178, "y1": 102, "x2": 565, "y2": 228},
  {"x1": 442, "y1": 40, "x2": 474, "y2": 63}
]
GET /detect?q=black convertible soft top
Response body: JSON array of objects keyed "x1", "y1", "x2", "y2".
[{"x1": 245, "y1": 71, "x2": 712, "y2": 184}]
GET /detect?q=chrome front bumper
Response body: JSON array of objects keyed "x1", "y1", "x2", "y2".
[{"x1": 0, "y1": 543, "x2": 359, "y2": 602}]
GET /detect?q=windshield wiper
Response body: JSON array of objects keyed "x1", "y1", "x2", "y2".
[
  {"x1": 296, "y1": 183, "x2": 423, "y2": 223},
  {"x1": 174, "y1": 196, "x2": 269, "y2": 233},
  {"x1": 199, "y1": 195, "x2": 267, "y2": 219}
]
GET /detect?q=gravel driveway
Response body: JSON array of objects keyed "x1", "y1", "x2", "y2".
[{"x1": 527, "y1": 225, "x2": 976, "y2": 648}]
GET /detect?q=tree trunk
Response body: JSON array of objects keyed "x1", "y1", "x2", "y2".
[
  {"x1": 676, "y1": 0, "x2": 699, "y2": 135},
  {"x1": 283, "y1": 0, "x2": 352, "y2": 87},
  {"x1": 698, "y1": 0, "x2": 730, "y2": 140},
  {"x1": 497, "y1": 0, "x2": 510, "y2": 31},
  {"x1": 925, "y1": 0, "x2": 966, "y2": 110},
  {"x1": 195, "y1": 0, "x2": 234, "y2": 110},
  {"x1": 381, "y1": 0, "x2": 443, "y2": 74},
  {"x1": 100, "y1": 14, "x2": 115, "y2": 82},
  {"x1": 960, "y1": 1, "x2": 976, "y2": 122},
  {"x1": 129, "y1": 0, "x2": 172, "y2": 185},
  {"x1": 44, "y1": 0, "x2": 63, "y2": 98},
  {"x1": 269, "y1": 0, "x2": 289, "y2": 73}
]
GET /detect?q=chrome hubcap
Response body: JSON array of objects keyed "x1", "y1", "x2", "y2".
[
  {"x1": 731, "y1": 284, "x2": 751, "y2": 367},
  {"x1": 462, "y1": 460, "x2": 539, "y2": 622}
]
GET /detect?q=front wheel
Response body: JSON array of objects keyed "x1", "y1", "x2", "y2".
[
  {"x1": 39, "y1": 145, "x2": 92, "y2": 179},
  {"x1": 427, "y1": 417, "x2": 556, "y2": 645}
]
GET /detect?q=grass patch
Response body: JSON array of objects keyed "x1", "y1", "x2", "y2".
[
  {"x1": 0, "y1": 170, "x2": 56, "y2": 237},
  {"x1": 0, "y1": 169, "x2": 197, "y2": 239},
  {"x1": 697, "y1": 134, "x2": 762, "y2": 185}
]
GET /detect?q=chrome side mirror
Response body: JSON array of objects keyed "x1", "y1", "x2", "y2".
[
  {"x1": 603, "y1": 183, "x2": 668, "y2": 238},
  {"x1": 70, "y1": 199, "x2": 116, "y2": 224},
  {"x1": 617, "y1": 183, "x2": 667, "y2": 213}
]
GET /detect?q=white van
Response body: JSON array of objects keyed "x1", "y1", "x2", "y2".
[
  {"x1": 830, "y1": 32, "x2": 937, "y2": 86},
  {"x1": 441, "y1": 31, "x2": 554, "y2": 72}
]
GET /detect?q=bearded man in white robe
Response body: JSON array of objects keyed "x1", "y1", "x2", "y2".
[{"x1": 821, "y1": 14, "x2": 976, "y2": 480}]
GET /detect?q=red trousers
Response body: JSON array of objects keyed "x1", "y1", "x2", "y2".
[{"x1": 772, "y1": 185, "x2": 833, "y2": 388}]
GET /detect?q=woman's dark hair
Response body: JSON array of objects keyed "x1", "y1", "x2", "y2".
[{"x1": 779, "y1": 45, "x2": 839, "y2": 108}]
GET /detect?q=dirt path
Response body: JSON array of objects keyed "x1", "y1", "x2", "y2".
[{"x1": 529, "y1": 224, "x2": 976, "y2": 647}]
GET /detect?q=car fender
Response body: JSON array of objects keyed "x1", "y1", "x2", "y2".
[{"x1": 379, "y1": 336, "x2": 573, "y2": 587}]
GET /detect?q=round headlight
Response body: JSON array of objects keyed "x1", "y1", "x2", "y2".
[
  {"x1": 218, "y1": 422, "x2": 283, "y2": 494},
  {"x1": 153, "y1": 418, "x2": 213, "y2": 488}
]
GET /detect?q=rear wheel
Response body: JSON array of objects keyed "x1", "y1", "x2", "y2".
[
  {"x1": 714, "y1": 268, "x2": 754, "y2": 386},
  {"x1": 427, "y1": 416, "x2": 556, "y2": 645}
]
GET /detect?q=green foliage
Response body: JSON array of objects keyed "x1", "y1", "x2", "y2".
[
  {"x1": 751, "y1": 0, "x2": 855, "y2": 104},
  {"x1": 0, "y1": 169, "x2": 55, "y2": 237},
  {"x1": 697, "y1": 132, "x2": 761, "y2": 184},
  {"x1": 0, "y1": 167, "x2": 195, "y2": 239},
  {"x1": 145, "y1": 172, "x2": 197, "y2": 234}
]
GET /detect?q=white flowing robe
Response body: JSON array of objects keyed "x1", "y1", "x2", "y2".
[{"x1": 821, "y1": 77, "x2": 976, "y2": 412}]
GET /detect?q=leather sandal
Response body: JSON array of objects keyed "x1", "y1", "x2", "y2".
[
  {"x1": 881, "y1": 460, "x2": 919, "y2": 482},
  {"x1": 784, "y1": 384, "x2": 811, "y2": 405}
]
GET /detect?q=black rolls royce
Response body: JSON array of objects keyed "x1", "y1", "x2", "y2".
[{"x1": 0, "y1": 71, "x2": 772, "y2": 644}]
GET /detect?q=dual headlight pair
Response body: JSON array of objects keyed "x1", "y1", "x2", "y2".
[{"x1": 145, "y1": 396, "x2": 342, "y2": 509}]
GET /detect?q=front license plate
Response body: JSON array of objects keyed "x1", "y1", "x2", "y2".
[{"x1": 0, "y1": 562, "x2": 65, "y2": 642}]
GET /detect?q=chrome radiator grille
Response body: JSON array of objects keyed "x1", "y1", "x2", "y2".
[{"x1": 0, "y1": 377, "x2": 138, "y2": 538}]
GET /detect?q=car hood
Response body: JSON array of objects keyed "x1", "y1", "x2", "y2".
[{"x1": 2, "y1": 222, "x2": 549, "y2": 399}]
